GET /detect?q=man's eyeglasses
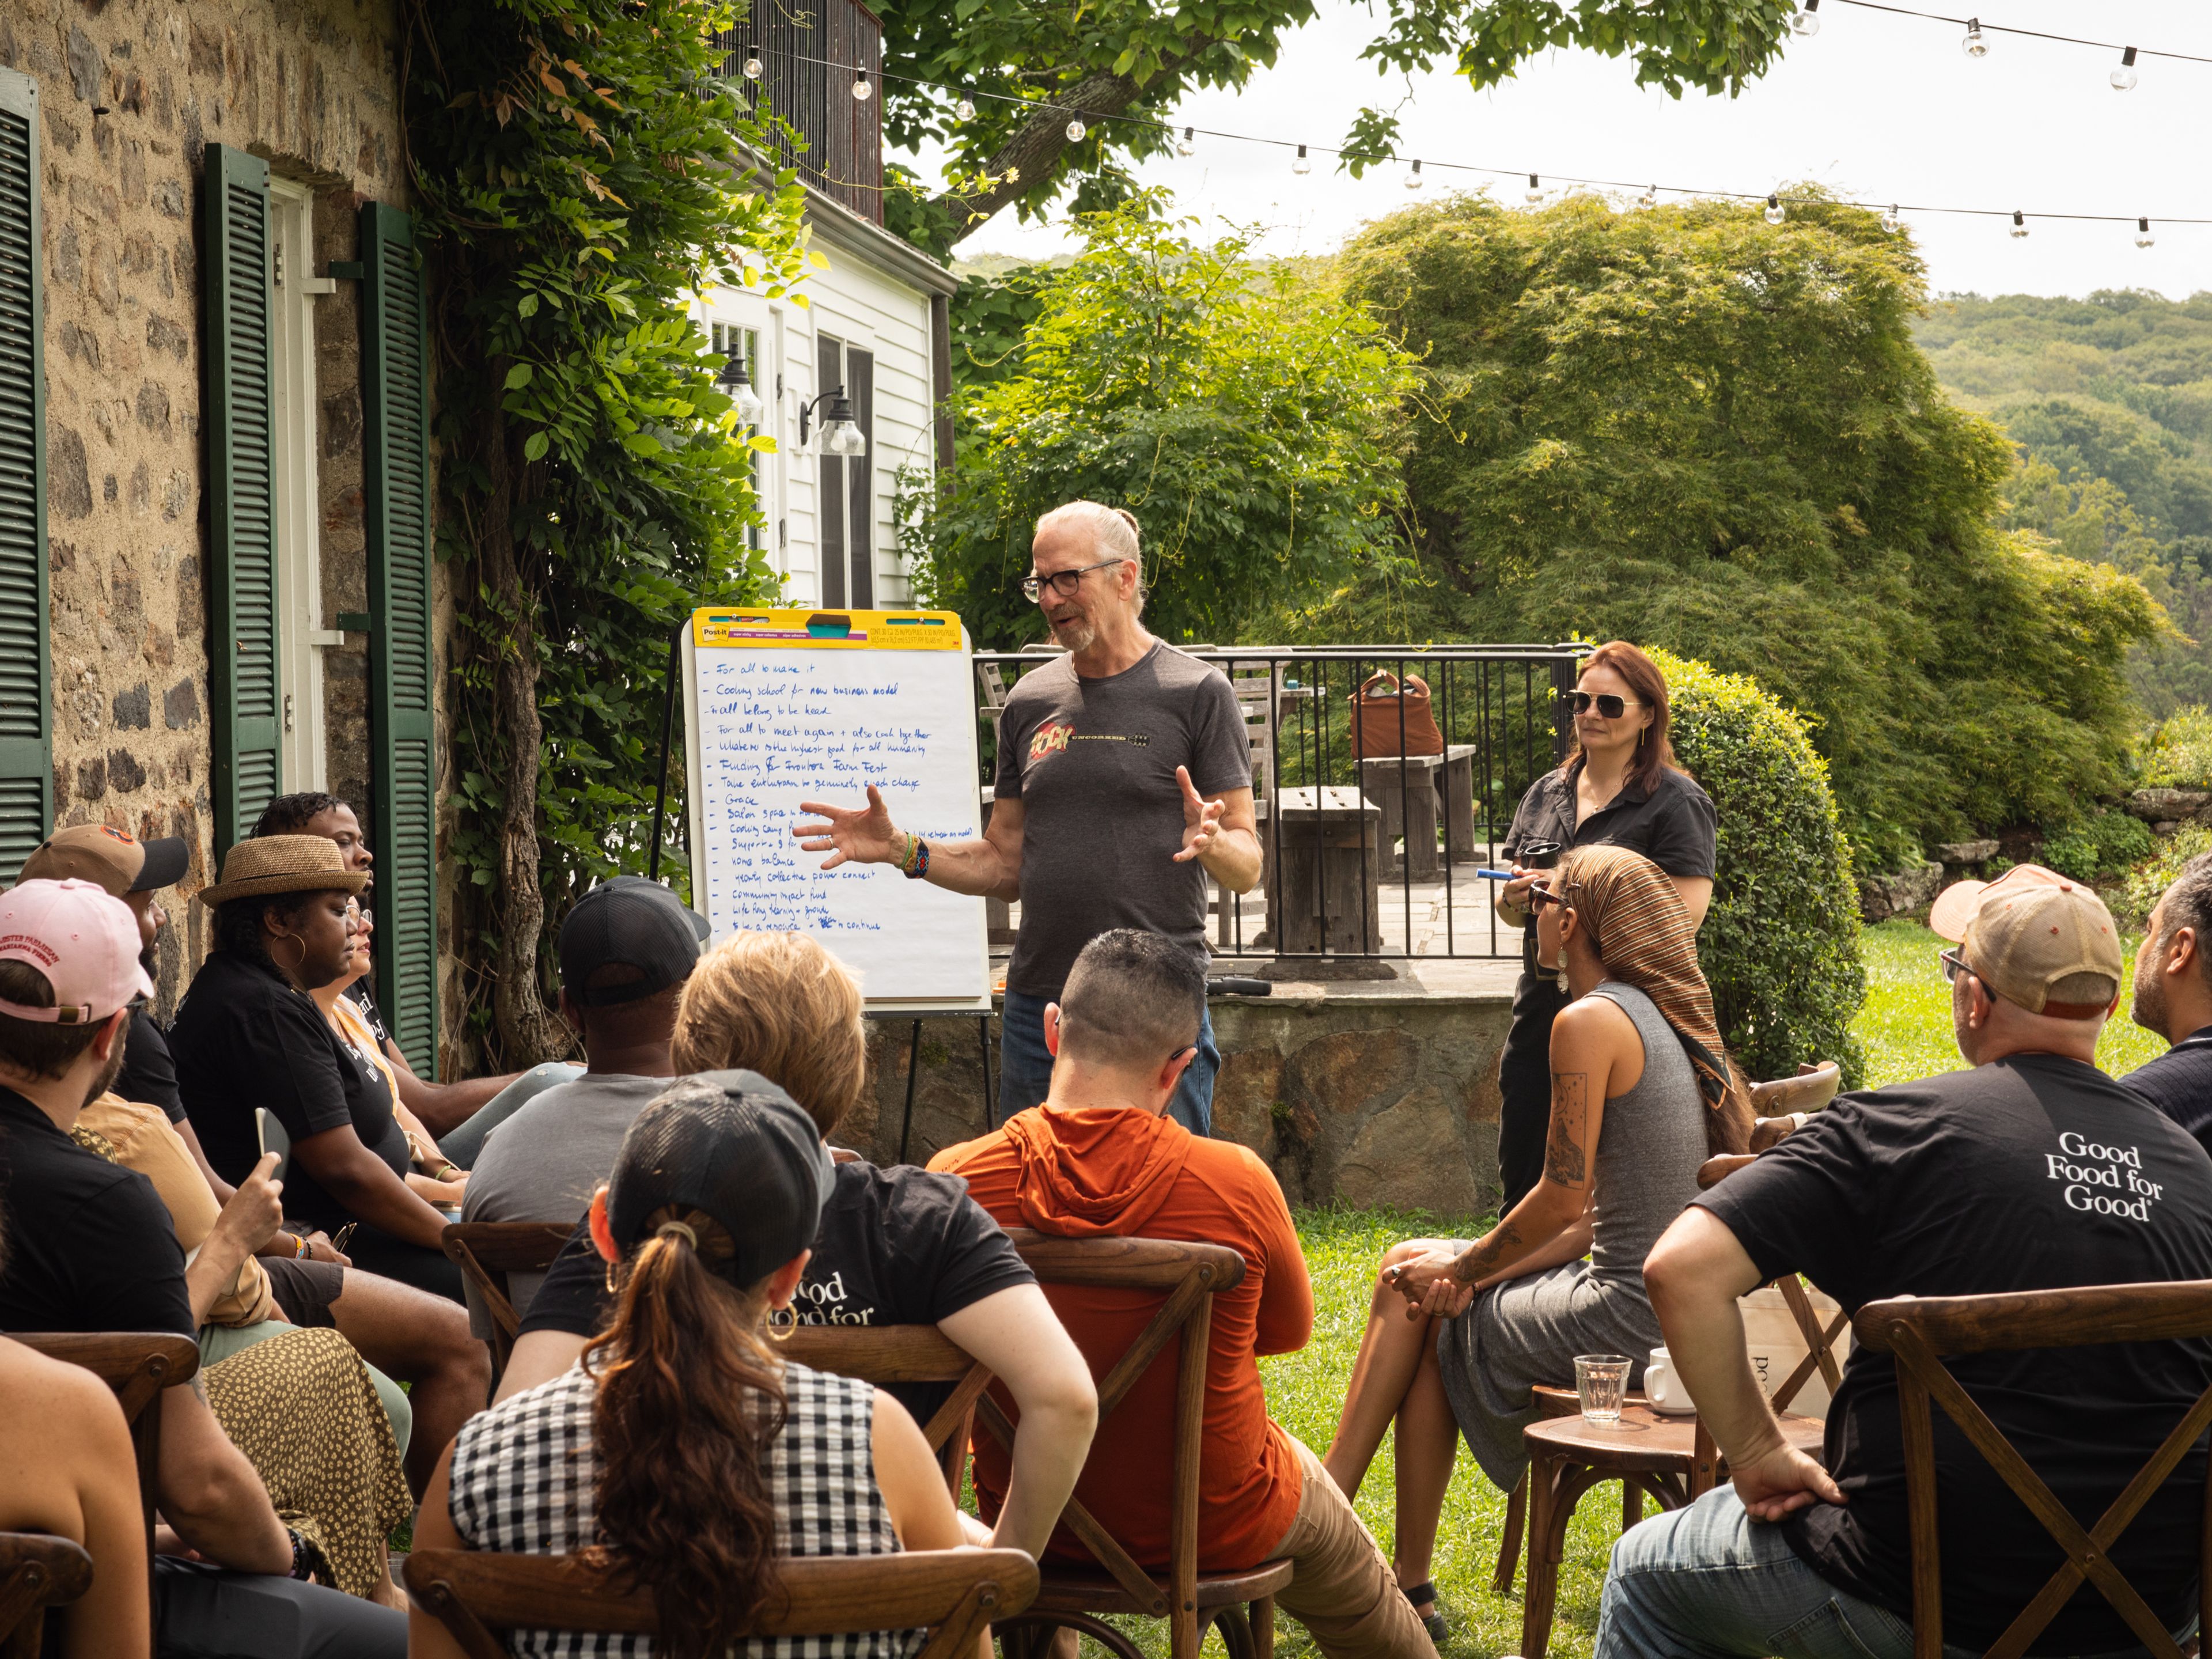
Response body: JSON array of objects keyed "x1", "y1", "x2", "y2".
[
  {"x1": 1563, "y1": 691, "x2": 1650, "y2": 719},
  {"x1": 1022, "y1": 558, "x2": 1126, "y2": 601},
  {"x1": 1938, "y1": 948, "x2": 1976, "y2": 986}
]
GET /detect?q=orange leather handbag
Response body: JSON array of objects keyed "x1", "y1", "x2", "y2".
[{"x1": 1350, "y1": 671, "x2": 1445, "y2": 759}]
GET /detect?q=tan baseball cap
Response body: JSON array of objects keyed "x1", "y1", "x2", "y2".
[
  {"x1": 14, "y1": 823, "x2": 190, "y2": 897},
  {"x1": 1927, "y1": 862, "x2": 2069, "y2": 942},
  {"x1": 1956, "y1": 878, "x2": 2124, "y2": 1018}
]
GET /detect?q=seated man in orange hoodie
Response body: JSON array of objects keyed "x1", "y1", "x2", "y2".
[{"x1": 932, "y1": 929, "x2": 1432, "y2": 1659}]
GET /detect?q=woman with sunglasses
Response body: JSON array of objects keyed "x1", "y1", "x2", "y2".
[
  {"x1": 1320, "y1": 846, "x2": 1752, "y2": 1639},
  {"x1": 1491, "y1": 641, "x2": 1717, "y2": 1216}
]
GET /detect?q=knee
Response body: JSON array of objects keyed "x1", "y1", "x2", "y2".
[{"x1": 1376, "y1": 1238, "x2": 1451, "y2": 1283}]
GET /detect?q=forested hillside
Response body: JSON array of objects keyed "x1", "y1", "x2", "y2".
[{"x1": 1916, "y1": 291, "x2": 2212, "y2": 715}]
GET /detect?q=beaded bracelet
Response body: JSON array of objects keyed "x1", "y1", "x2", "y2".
[{"x1": 904, "y1": 837, "x2": 930, "y2": 881}]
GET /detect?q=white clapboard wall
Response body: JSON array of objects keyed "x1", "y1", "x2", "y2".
[{"x1": 681, "y1": 607, "x2": 990, "y2": 1010}]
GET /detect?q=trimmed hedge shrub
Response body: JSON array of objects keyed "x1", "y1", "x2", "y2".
[{"x1": 1651, "y1": 649, "x2": 1868, "y2": 1086}]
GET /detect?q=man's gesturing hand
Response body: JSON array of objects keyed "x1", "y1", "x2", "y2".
[
  {"x1": 794, "y1": 785, "x2": 906, "y2": 870},
  {"x1": 1172, "y1": 766, "x2": 1225, "y2": 865}
]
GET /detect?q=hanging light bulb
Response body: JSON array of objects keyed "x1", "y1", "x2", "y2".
[
  {"x1": 1525, "y1": 172, "x2": 1543, "y2": 204},
  {"x1": 2112, "y1": 46, "x2": 2138, "y2": 90},
  {"x1": 1962, "y1": 17, "x2": 1987, "y2": 57},
  {"x1": 1404, "y1": 158, "x2": 1424, "y2": 191},
  {"x1": 2009, "y1": 210, "x2": 2029, "y2": 239},
  {"x1": 1765, "y1": 194, "x2": 1786, "y2": 225},
  {"x1": 2137, "y1": 217, "x2": 2156, "y2": 249},
  {"x1": 1177, "y1": 126, "x2": 1195, "y2": 157},
  {"x1": 1065, "y1": 117, "x2": 1086, "y2": 142},
  {"x1": 1293, "y1": 144, "x2": 1311, "y2": 176},
  {"x1": 1637, "y1": 184, "x2": 1657, "y2": 211},
  {"x1": 1880, "y1": 203, "x2": 1900, "y2": 233},
  {"x1": 741, "y1": 44, "x2": 762, "y2": 80},
  {"x1": 1791, "y1": 0, "x2": 1820, "y2": 36},
  {"x1": 851, "y1": 68, "x2": 872, "y2": 101},
  {"x1": 955, "y1": 95, "x2": 976, "y2": 120}
]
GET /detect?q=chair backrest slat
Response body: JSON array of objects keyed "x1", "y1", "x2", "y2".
[
  {"x1": 782, "y1": 1323, "x2": 993, "y2": 1500},
  {"x1": 1854, "y1": 1283, "x2": 2212, "y2": 1659},
  {"x1": 441, "y1": 1221, "x2": 575, "y2": 1380},
  {"x1": 0, "y1": 1531, "x2": 95, "y2": 1657}
]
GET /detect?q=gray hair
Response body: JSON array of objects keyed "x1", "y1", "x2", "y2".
[
  {"x1": 1035, "y1": 501, "x2": 1145, "y2": 614},
  {"x1": 2157, "y1": 850, "x2": 2212, "y2": 987}
]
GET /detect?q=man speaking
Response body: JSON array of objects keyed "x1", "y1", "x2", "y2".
[{"x1": 794, "y1": 500, "x2": 1261, "y2": 1134}]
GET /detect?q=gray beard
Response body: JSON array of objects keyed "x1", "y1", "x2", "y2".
[{"x1": 1050, "y1": 618, "x2": 1096, "y2": 653}]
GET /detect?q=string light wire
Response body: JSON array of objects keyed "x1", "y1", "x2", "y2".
[{"x1": 733, "y1": 38, "x2": 2212, "y2": 229}]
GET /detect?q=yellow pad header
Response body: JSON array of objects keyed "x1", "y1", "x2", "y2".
[{"x1": 691, "y1": 606, "x2": 964, "y2": 651}]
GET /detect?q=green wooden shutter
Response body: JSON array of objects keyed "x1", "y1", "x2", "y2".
[
  {"x1": 203, "y1": 145, "x2": 281, "y2": 860},
  {"x1": 360, "y1": 202, "x2": 438, "y2": 1077},
  {"x1": 0, "y1": 69, "x2": 47, "y2": 874}
]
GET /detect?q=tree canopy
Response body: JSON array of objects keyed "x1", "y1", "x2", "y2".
[
  {"x1": 1321, "y1": 191, "x2": 2168, "y2": 868},
  {"x1": 876, "y1": 0, "x2": 1801, "y2": 249},
  {"x1": 903, "y1": 199, "x2": 1419, "y2": 647}
]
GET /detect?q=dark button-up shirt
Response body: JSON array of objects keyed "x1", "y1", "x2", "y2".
[{"x1": 1502, "y1": 759, "x2": 1718, "y2": 878}]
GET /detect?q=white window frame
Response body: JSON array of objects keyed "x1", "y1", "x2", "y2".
[{"x1": 268, "y1": 177, "x2": 340, "y2": 791}]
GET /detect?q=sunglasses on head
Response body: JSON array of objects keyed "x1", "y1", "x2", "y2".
[{"x1": 1564, "y1": 691, "x2": 1650, "y2": 718}]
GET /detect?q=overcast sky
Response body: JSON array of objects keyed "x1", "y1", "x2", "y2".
[{"x1": 921, "y1": 0, "x2": 2212, "y2": 300}]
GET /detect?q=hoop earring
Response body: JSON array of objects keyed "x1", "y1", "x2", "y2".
[
  {"x1": 273, "y1": 933, "x2": 308, "y2": 978},
  {"x1": 604, "y1": 1259, "x2": 620, "y2": 1295},
  {"x1": 764, "y1": 1306, "x2": 798, "y2": 1344}
]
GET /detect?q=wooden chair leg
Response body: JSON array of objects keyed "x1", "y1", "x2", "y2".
[
  {"x1": 1493, "y1": 1469, "x2": 1528, "y2": 1594},
  {"x1": 1621, "y1": 1478, "x2": 1643, "y2": 1533},
  {"x1": 1521, "y1": 1456, "x2": 1602, "y2": 1659},
  {"x1": 1251, "y1": 1595, "x2": 1275, "y2": 1659}
]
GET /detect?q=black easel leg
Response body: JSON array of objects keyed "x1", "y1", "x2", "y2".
[
  {"x1": 647, "y1": 620, "x2": 684, "y2": 884},
  {"x1": 897, "y1": 1018, "x2": 922, "y2": 1165},
  {"x1": 980, "y1": 1012, "x2": 994, "y2": 1131}
]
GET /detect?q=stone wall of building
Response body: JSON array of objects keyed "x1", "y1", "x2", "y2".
[
  {"x1": 5, "y1": 0, "x2": 410, "y2": 1011},
  {"x1": 847, "y1": 990, "x2": 1513, "y2": 1221}
]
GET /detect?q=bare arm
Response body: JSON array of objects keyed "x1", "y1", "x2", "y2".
[
  {"x1": 291, "y1": 1123, "x2": 453, "y2": 1250},
  {"x1": 185, "y1": 1153, "x2": 284, "y2": 1325},
  {"x1": 1672, "y1": 876, "x2": 1714, "y2": 931},
  {"x1": 936, "y1": 1285, "x2": 1098, "y2": 1558},
  {"x1": 1643, "y1": 1209, "x2": 1844, "y2": 1520},
  {"x1": 795, "y1": 784, "x2": 1024, "y2": 903},
  {"x1": 407, "y1": 1446, "x2": 472, "y2": 1659},
  {"x1": 156, "y1": 1381, "x2": 292, "y2": 1574}
]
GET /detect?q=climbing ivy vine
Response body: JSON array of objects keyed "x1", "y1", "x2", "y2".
[{"x1": 400, "y1": 0, "x2": 814, "y2": 1064}]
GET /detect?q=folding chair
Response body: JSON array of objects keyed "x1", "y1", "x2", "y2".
[
  {"x1": 0, "y1": 1533, "x2": 94, "y2": 1659},
  {"x1": 1855, "y1": 1280, "x2": 2212, "y2": 1659},
  {"x1": 404, "y1": 1546, "x2": 1037, "y2": 1659},
  {"x1": 11, "y1": 1332, "x2": 198, "y2": 1659},
  {"x1": 440, "y1": 1221, "x2": 577, "y2": 1381},
  {"x1": 989, "y1": 1230, "x2": 1291, "y2": 1659}
]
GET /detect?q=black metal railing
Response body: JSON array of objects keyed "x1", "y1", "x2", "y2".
[{"x1": 975, "y1": 643, "x2": 1590, "y2": 961}]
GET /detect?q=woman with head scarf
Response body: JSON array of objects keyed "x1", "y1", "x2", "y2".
[{"x1": 1320, "y1": 845, "x2": 1750, "y2": 1639}]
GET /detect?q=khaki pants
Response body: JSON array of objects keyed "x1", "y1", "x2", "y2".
[{"x1": 1266, "y1": 1434, "x2": 1435, "y2": 1659}]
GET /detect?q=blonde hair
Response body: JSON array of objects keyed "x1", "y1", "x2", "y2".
[
  {"x1": 671, "y1": 933, "x2": 865, "y2": 1138},
  {"x1": 1034, "y1": 500, "x2": 1145, "y2": 612}
]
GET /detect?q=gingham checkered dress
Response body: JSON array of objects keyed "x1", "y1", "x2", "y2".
[{"x1": 447, "y1": 1358, "x2": 925, "y2": 1659}]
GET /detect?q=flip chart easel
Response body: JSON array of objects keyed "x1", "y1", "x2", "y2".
[{"x1": 677, "y1": 605, "x2": 992, "y2": 1016}]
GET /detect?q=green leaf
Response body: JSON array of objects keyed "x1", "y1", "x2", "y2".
[
  {"x1": 522, "y1": 430, "x2": 550, "y2": 463},
  {"x1": 504, "y1": 363, "x2": 534, "y2": 389}
]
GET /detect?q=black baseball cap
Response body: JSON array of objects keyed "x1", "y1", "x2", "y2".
[
  {"x1": 605, "y1": 1071, "x2": 833, "y2": 1287},
  {"x1": 558, "y1": 876, "x2": 709, "y2": 1007}
]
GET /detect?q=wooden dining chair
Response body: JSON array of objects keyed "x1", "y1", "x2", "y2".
[
  {"x1": 784, "y1": 1323, "x2": 997, "y2": 1498},
  {"x1": 1854, "y1": 1281, "x2": 2212, "y2": 1659},
  {"x1": 440, "y1": 1220, "x2": 577, "y2": 1381},
  {"x1": 984, "y1": 1230, "x2": 1292, "y2": 1659},
  {"x1": 404, "y1": 1545, "x2": 1038, "y2": 1659},
  {"x1": 9, "y1": 1332, "x2": 198, "y2": 1659},
  {"x1": 0, "y1": 1533, "x2": 94, "y2": 1659}
]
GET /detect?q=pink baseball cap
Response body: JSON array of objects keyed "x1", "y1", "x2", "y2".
[{"x1": 0, "y1": 878, "x2": 156, "y2": 1025}]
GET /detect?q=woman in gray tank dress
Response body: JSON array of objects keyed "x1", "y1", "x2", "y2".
[{"x1": 1320, "y1": 845, "x2": 1753, "y2": 1638}]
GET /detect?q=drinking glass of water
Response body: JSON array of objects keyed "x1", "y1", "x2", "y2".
[{"x1": 1575, "y1": 1354, "x2": 1631, "y2": 1424}]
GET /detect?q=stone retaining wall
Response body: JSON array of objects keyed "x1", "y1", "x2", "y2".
[{"x1": 846, "y1": 989, "x2": 1514, "y2": 1217}]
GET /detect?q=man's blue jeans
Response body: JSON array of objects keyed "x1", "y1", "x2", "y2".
[
  {"x1": 1597, "y1": 1484, "x2": 2189, "y2": 1659},
  {"x1": 997, "y1": 988, "x2": 1218, "y2": 1137}
]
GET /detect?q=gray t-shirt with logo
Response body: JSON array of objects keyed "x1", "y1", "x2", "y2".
[{"x1": 994, "y1": 643, "x2": 1253, "y2": 997}]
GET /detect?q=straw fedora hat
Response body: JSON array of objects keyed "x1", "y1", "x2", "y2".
[{"x1": 196, "y1": 835, "x2": 369, "y2": 907}]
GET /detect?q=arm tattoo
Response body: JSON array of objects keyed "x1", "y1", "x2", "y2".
[
  {"x1": 1455, "y1": 1221, "x2": 1524, "y2": 1284},
  {"x1": 1545, "y1": 1071, "x2": 1590, "y2": 1188}
]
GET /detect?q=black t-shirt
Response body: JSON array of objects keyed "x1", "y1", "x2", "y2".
[
  {"x1": 521, "y1": 1160, "x2": 1036, "y2": 1422},
  {"x1": 346, "y1": 982, "x2": 395, "y2": 1051},
  {"x1": 0, "y1": 1085, "x2": 194, "y2": 1337},
  {"x1": 1696, "y1": 1055, "x2": 2212, "y2": 1652},
  {"x1": 169, "y1": 951, "x2": 413, "y2": 1233},
  {"x1": 2123, "y1": 1027, "x2": 2212, "y2": 1161},
  {"x1": 114, "y1": 1012, "x2": 187, "y2": 1124}
]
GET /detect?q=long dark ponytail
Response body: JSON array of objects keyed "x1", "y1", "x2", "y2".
[{"x1": 585, "y1": 1205, "x2": 789, "y2": 1658}]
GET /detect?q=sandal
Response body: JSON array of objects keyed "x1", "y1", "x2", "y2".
[{"x1": 1402, "y1": 1580, "x2": 1447, "y2": 1644}]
